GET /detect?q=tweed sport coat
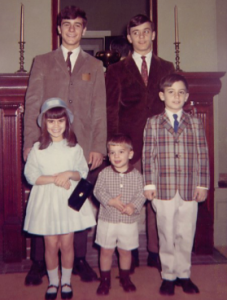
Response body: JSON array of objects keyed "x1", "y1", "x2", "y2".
[
  {"x1": 24, "y1": 47, "x2": 107, "y2": 161},
  {"x1": 106, "y1": 53, "x2": 174, "y2": 164},
  {"x1": 142, "y1": 111, "x2": 210, "y2": 201}
]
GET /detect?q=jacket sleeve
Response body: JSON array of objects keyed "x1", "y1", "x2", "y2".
[
  {"x1": 23, "y1": 57, "x2": 43, "y2": 149},
  {"x1": 94, "y1": 170, "x2": 113, "y2": 208},
  {"x1": 142, "y1": 118, "x2": 158, "y2": 186},
  {"x1": 194, "y1": 118, "x2": 210, "y2": 189},
  {"x1": 105, "y1": 65, "x2": 120, "y2": 140},
  {"x1": 90, "y1": 61, "x2": 107, "y2": 155},
  {"x1": 130, "y1": 172, "x2": 146, "y2": 215}
]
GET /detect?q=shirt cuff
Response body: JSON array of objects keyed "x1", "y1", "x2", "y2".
[{"x1": 144, "y1": 184, "x2": 156, "y2": 191}]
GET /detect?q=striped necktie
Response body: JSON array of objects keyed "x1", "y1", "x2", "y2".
[{"x1": 141, "y1": 56, "x2": 148, "y2": 86}]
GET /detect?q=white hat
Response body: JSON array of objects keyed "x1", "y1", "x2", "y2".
[{"x1": 37, "y1": 98, "x2": 74, "y2": 127}]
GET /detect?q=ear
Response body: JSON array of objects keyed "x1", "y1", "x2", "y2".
[
  {"x1": 151, "y1": 31, "x2": 156, "y2": 41},
  {"x1": 184, "y1": 93, "x2": 189, "y2": 102},
  {"x1": 57, "y1": 26, "x2": 61, "y2": 35},
  {"x1": 159, "y1": 91, "x2": 165, "y2": 102},
  {"x1": 129, "y1": 150, "x2": 134, "y2": 159},
  {"x1": 127, "y1": 34, "x2": 132, "y2": 44},
  {"x1": 82, "y1": 27, "x2": 87, "y2": 36}
]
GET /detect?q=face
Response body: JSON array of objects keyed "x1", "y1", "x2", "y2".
[
  {"x1": 127, "y1": 22, "x2": 155, "y2": 55},
  {"x1": 159, "y1": 81, "x2": 189, "y2": 113},
  {"x1": 58, "y1": 18, "x2": 86, "y2": 50},
  {"x1": 108, "y1": 144, "x2": 134, "y2": 173},
  {"x1": 46, "y1": 117, "x2": 66, "y2": 142}
]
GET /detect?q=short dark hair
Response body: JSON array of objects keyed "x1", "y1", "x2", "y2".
[
  {"x1": 107, "y1": 134, "x2": 133, "y2": 151},
  {"x1": 57, "y1": 6, "x2": 87, "y2": 28},
  {"x1": 159, "y1": 73, "x2": 189, "y2": 93},
  {"x1": 110, "y1": 37, "x2": 132, "y2": 58},
  {"x1": 39, "y1": 107, "x2": 77, "y2": 149},
  {"x1": 127, "y1": 14, "x2": 155, "y2": 35}
]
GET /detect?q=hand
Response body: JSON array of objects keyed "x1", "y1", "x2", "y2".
[
  {"x1": 23, "y1": 147, "x2": 32, "y2": 161},
  {"x1": 144, "y1": 189, "x2": 157, "y2": 200},
  {"x1": 54, "y1": 171, "x2": 71, "y2": 188},
  {"x1": 193, "y1": 188, "x2": 208, "y2": 202},
  {"x1": 108, "y1": 194, "x2": 125, "y2": 212},
  {"x1": 88, "y1": 152, "x2": 103, "y2": 170},
  {"x1": 122, "y1": 203, "x2": 135, "y2": 216}
]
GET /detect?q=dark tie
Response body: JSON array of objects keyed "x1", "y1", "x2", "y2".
[
  {"x1": 141, "y1": 56, "x2": 148, "y2": 86},
  {"x1": 66, "y1": 51, "x2": 72, "y2": 75},
  {"x1": 173, "y1": 114, "x2": 179, "y2": 133}
]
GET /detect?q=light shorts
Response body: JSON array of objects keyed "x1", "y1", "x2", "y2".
[{"x1": 95, "y1": 219, "x2": 139, "y2": 250}]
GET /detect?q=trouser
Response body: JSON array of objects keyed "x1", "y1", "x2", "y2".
[
  {"x1": 133, "y1": 159, "x2": 159, "y2": 254},
  {"x1": 30, "y1": 230, "x2": 88, "y2": 262}
]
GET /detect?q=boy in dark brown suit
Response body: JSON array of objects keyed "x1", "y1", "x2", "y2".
[{"x1": 106, "y1": 14, "x2": 174, "y2": 270}]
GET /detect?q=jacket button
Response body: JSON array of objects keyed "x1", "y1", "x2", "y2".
[{"x1": 69, "y1": 100, "x2": 72, "y2": 104}]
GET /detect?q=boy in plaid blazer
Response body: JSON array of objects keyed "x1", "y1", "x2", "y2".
[{"x1": 142, "y1": 74, "x2": 210, "y2": 296}]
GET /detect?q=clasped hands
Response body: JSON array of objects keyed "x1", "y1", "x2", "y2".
[
  {"x1": 108, "y1": 195, "x2": 135, "y2": 216},
  {"x1": 53, "y1": 171, "x2": 71, "y2": 190}
]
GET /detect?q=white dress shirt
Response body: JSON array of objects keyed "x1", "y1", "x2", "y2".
[
  {"x1": 61, "y1": 45, "x2": 80, "y2": 72},
  {"x1": 132, "y1": 51, "x2": 152, "y2": 74}
]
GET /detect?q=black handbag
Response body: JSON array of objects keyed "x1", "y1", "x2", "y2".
[{"x1": 68, "y1": 178, "x2": 93, "y2": 211}]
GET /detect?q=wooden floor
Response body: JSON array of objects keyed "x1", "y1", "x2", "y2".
[
  {"x1": 0, "y1": 264, "x2": 227, "y2": 300},
  {"x1": 1, "y1": 247, "x2": 227, "y2": 300}
]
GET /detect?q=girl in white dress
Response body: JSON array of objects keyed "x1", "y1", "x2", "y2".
[{"x1": 23, "y1": 98, "x2": 96, "y2": 300}]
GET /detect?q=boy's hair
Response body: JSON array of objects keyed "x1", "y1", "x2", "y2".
[
  {"x1": 110, "y1": 36, "x2": 132, "y2": 58},
  {"x1": 159, "y1": 73, "x2": 189, "y2": 93},
  {"x1": 39, "y1": 107, "x2": 77, "y2": 150},
  {"x1": 107, "y1": 134, "x2": 133, "y2": 151},
  {"x1": 127, "y1": 14, "x2": 155, "y2": 35},
  {"x1": 57, "y1": 6, "x2": 87, "y2": 28}
]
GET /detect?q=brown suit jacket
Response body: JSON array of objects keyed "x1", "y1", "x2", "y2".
[
  {"x1": 24, "y1": 47, "x2": 107, "y2": 161},
  {"x1": 143, "y1": 111, "x2": 210, "y2": 200},
  {"x1": 106, "y1": 53, "x2": 174, "y2": 164}
]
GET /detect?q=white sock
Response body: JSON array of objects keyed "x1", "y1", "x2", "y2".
[
  {"x1": 61, "y1": 267, "x2": 72, "y2": 292},
  {"x1": 47, "y1": 267, "x2": 59, "y2": 293}
]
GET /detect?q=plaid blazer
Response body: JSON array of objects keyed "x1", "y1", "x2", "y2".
[{"x1": 142, "y1": 111, "x2": 210, "y2": 200}]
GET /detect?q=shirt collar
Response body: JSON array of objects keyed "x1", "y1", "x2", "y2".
[
  {"x1": 61, "y1": 44, "x2": 81, "y2": 60},
  {"x1": 111, "y1": 164, "x2": 134, "y2": 174}
]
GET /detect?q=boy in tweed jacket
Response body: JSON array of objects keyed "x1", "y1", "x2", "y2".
[
  {"x1": 94, "y1": 134, "x2": 145, "y2": 295},
  {"x1": 143, "y1": 74, "x2": 210, "y2": 296}
]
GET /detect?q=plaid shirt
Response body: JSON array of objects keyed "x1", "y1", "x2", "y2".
[
  {"x1": 142, "y1": 111, "x2": 210, "y2": 200},
  {"x1": 94, "y1": 166, "x2": 146, "y2": 223}
]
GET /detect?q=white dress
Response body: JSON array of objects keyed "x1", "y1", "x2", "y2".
[{"x1": 23, "y1": 139, "x2": 96, "y2": 235}]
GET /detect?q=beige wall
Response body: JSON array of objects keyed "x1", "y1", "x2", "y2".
[{"x1": 0, "y1": 0, "x2": 52, "y2": 73}]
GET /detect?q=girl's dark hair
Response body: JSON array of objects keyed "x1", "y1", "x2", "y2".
[{"x1": 39, "y1": 107, "x2": 77, "y2": 150}]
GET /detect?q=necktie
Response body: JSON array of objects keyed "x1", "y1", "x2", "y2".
[
  {"x1": 173, "y1": 114, "x2": 179, "y2": 133},
  {"x1": 141, "y1": 56, "x2": 148, "y2": 86},
  {"x1": 66, "y1": 51, "x2": 72, "y2": 75}
]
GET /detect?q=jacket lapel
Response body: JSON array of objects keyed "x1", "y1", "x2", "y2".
[
  {"x1": 160, "y1": 112, "x2": 174, "y2": 134},
  {"x1": 147, "y1": 53, "x2": 160, "y2": 89},
  {"x1": 124, "y1": 55, "x2": 145, "y2": 87},
  {"x1": 54, "y1": 47, "x2": 69, "y2": 76}
]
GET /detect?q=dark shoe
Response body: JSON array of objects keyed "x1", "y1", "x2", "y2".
[
  {"x1": 96, "y1": 271, "x2": 111, "y2": 295},
  {"x1": 72, "y1": 258, "x2": 98, "y2": 282},
  {"x1": 25, "y1": 261, "x2": 47, "y2": 286},
  {"x1": 147, "y1": 252, "x2": 161, "y2": 271},
  {"x1": 119, "y1": 269, "x2": 136, "y2": 292},
  {"x1": 159, "y1": 280, "x2": 175, "y2": 295},
  {"x1": 45, "y1": 284, "x2": 58, "y2": 300},
  {"x1": 175, "y1": 278, "x2": 199, "y2": 294},
  {"x1": 61, "y1": 283, "x2": 73, "y2": 299}
]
